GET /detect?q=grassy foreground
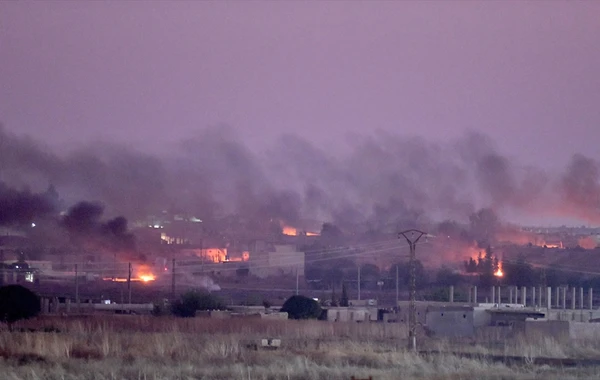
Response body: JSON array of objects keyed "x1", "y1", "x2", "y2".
[{"x1": 0, "y1": 316, "x2": 598, "y2": 380}]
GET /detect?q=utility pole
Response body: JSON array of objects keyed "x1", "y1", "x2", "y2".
[
  {"x1": 127, "y1": 262, "x2": 132, "y2": 307},
  {"x1": 200, "y1": 238, "x2": 204, "y2": 275},
  {"x1": 171, "y1": 258, "x2": 176, "y2": 298},
  {"x1": 113, "y1": 252, "x2": 117, "y2": 281},
  {"x1": 399, "y1": 229, "x2": 427, "y2": 352},
  {"x1": 395, "y1": 264, "x2": 399, "y2": 306},
  {"x1": 357, "y1": 263, "x2": 361, "y2": 301},
  {"x1": 75, "y1": 264, "x2": 79, "y2": 312},
  {"x1": 295, "y1": 267, "x2": 299, "y2": 295}
]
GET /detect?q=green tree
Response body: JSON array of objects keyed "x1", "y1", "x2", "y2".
[
  {"x1": 359, "y1": 263, "x2": 380, "y2": 286},
  {"x1": 280, "y1": 295, "x2": 322, "y2": 320},
  {"x1": 436, "y1": 266, "x2": 462, "y2": 286},
  {"x1": 391, "y1": 260, "x2": 428, "y2": 289},
  {"x1": 0, "y1": 285, "x2": 41, "y2": 329},
  {"x1": 464, "y1": 257, "x2": 478, "y2": 273},
  {"x1": 330, "y1": 284, "x2": 338, "y2": 306},
  {"x1": 478, "y1": 246, "x2": 497, "y2": 287},
  {"x1": 340, "y1": 283, "x2": 349, "y2": 307},
  {"x1": 503, "y1": 254, "x2": 535, "y2": 287},
  {"x1": 171, "y1": 290, "x2": 225, "y2": 318}
]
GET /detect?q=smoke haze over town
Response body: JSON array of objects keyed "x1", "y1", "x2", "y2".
[
  {"x1": 1, "y1": 2, "x2": 600, "y2": 268},
  {"x1": 5, "y1": 7, "x2": 600, "y2": 368},
  {"x1": 1, "y1": 124, "x2": 600, "y2": 232}
]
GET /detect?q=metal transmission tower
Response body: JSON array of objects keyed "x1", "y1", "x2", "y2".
[{"x1": 399, "y1": 229, "x2": 427, "y2": 351}]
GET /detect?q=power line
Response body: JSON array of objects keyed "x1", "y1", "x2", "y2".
[
  {"x1": 174, "y1": 237, "x2": 407, "y2": 265},
  {"x1": 176, "y1": 243, "x2": 421, "y2": 274}
]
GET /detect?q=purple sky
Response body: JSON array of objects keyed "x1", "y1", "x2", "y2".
[{"x1": 1, "y1": 1, "x2": 599, "y2": 168}]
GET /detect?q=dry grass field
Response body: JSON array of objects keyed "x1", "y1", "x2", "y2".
[{"x1": 0, "y1": 316, "x2": 599, "y2": 380}]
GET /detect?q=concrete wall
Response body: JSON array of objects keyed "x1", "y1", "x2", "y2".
[
  {"x1": 258, "y1": 312, "x2": 288, "y2": 320},
  {"x1": 250, "y1": 245, "x2": 305, "y2": 278},
  {"x1": 568, "y1": 322, "x2": 600, "y2": 340},
  {"x1": 196, "y1": 310, "x2": 232, "y2": 319},
  {"x1": 546, "y1": 309, "x2": 600, "y2": 322},
  {"x1": 495, "y1": 320, "x2": 600, "y2": 342},
  {"x1": 520, "y1": 320, "x2": 570, "y2": 342},
  {"x1": 348, "y1": 299, "x2": 377, "y2": 307},
  {"x1": 326, "y1": 307, "x2": 377, "y2": 322},
  {"x1": 229, "y1": 305, "x2": 268, "y2": 314},
  {"x1": 472, "y1": 307, "x2": 492, "y2": 327},
  {"x1": 425, "y1": 309, "x2": 475, "y2": 338}
]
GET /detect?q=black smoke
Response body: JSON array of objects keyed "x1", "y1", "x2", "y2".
[
  {"x1": 0, "y1": 183, "x2": 55, "y2": 226},
  {"x1": 2, "y1": 123, "x2": 600, "y2": 244},
  {"x1": 62, "y1": 201, "x2": 135, "y2": 251}
]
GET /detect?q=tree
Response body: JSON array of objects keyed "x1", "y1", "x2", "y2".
[
  {"x1": 435, "y1": 266, "x2": 462, "y2": 286},
  {"x1": 478, "y1": 245, "x2": 497, "y2": 287},
  {"x1": 330, "y1": 284, "x2": 338, "y2": 306},
  {"x1": 281, "y1": 295, "x2": 322, "y2": 320},
  {"x1": 171, "y1": 290, "x2": 225, "y2": 318},
  {"x1": 359, "y1": 263, "x2": 380, "y2": 285},
  {"x1": 390, "y1": 260, "x2": 428, "y2": 289},
  {"x1": 340, "y1": 283, "x2": 349, "y2": 307},
  {"x1": 503, "y1": 254, "x2": 535, "y2": 287},
  {"x1": 464, "y1": 257, "x2": 478, "y2": 273},
  {"x1": 0, "y1": 285, "x2": 41, "y2": 329},
  {"x1": 304, "y1": 265, "x2": 323, "y2": 281}
]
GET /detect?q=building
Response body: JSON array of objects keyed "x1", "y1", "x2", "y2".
[
  {"x1": 325, "y1": 306, "x2": 378, "y2": 322},
  {"x1": 424, "y1": 303, "x2": 545, "y2": 338},
  {"x1": 181, "y1": 248, "x2": 229, "y2": 263},
  {"x1": 250, "y1": 244, "x2": 305, "y2": 278}
]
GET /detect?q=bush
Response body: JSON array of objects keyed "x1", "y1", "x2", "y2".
[
  {"x1": 0, "y1": 285, "x2": 41, "y2": 329},
  {"x1": 171, "y1": 290, "x2": 226, "y2": 318},
  {"x1": 151, "y1": 299, "x2": 171, "y2": 316},
  {"x1": 280, "y1": 295, "x2": 322, "y2": 320}
]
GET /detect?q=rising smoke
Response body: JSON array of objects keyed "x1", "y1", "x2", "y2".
[
  {"x1": 0, "y1": 182, "x2": 54, "y2": 226},
  {"x1": 61, "y1": 201, "x2": 136, "y2": 253},
  {"x1": 1, "y1": 124, "x2": 600, "y2": 245}
]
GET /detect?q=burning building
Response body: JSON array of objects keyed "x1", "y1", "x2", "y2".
[{"x1": 250, "y1": 244, "x2": 305, "y2": 279}]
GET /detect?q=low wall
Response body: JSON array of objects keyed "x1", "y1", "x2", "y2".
[
  {"x1": 259, "y1": 312, "x2": 288, "y2": 320},
  {"x1": 568, "y1": 322, "x2": 600, "y2": 340},
  {"x1": 546, "y1": 310, "x2": 600, "y2": 322},
  {"x1": 196, "y1": 310, "x2": 232, "y2": 319},
  {"x1": 521, "y1": 320, "x2": 570, "y2": 342}
]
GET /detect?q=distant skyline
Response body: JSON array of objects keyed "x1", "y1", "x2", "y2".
[{"x1": 1, "y1": 1, "x2": 600, "y2": 227}]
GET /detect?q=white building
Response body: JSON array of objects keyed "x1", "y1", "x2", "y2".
[{"x1": 250, "y1": 244, "x2": 305, "y2": 278}]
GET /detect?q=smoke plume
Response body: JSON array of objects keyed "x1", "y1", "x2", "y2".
[
  {"x1": 2, "y1": 124, "x2": 600, "y2": 244},
  {"x1": 62, "y1": 201, "x2": 135, "y2": 252},
  {"x1": 0, "y1": 182, "x2": 55, "y2": 226}
]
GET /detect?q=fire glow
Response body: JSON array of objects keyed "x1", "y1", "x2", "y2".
[
  {"x1": 282, "y1": 226, "x2": 298, "y2": 236},
  {"x1": 282, "y1": 225, "x2": 320, "y2": 237},
  {"x1": 494, "y1": 262, "x2": 504, "y2": 277},
  {"x1": 139, "y1": 273, "x2": 155, "y2": 282},
  {"x1": 102, "y1": 264, "x2": 157, "y2": 283},
  {"x1": 102, "y1": 275, "x2": 156, "y2": 283}
]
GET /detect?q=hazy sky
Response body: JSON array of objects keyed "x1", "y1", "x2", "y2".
[{"x1": 1, "y1": 1, "x2": 599, "y2": 169}]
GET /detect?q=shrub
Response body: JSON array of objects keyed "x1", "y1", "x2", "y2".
[
  {"x1": 171, "y1": 290, "x2": 226, "y2": 318},
  {"x1": 151, "y1": 299, "x2": 171, "y2": 316},
  {"x1": 280, "y1": 295, "x2": 322, "y2": 320},
  {"x1": 0, "y1": 285, "x2": 41, "y2": 329}
]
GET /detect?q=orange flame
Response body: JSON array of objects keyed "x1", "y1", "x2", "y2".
[
  {"x1": 282, "y1": 225, "x2": 320, "y2": 236},
  {"x1": 282, "y1": 226, "x2": 298, "y2": 236},
  {"x1": 139, "y1": 273, "x2": 156, "y2": 282},
  {"x1": 494, "y1": 262, "x2": 504, "y2": 277}
]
